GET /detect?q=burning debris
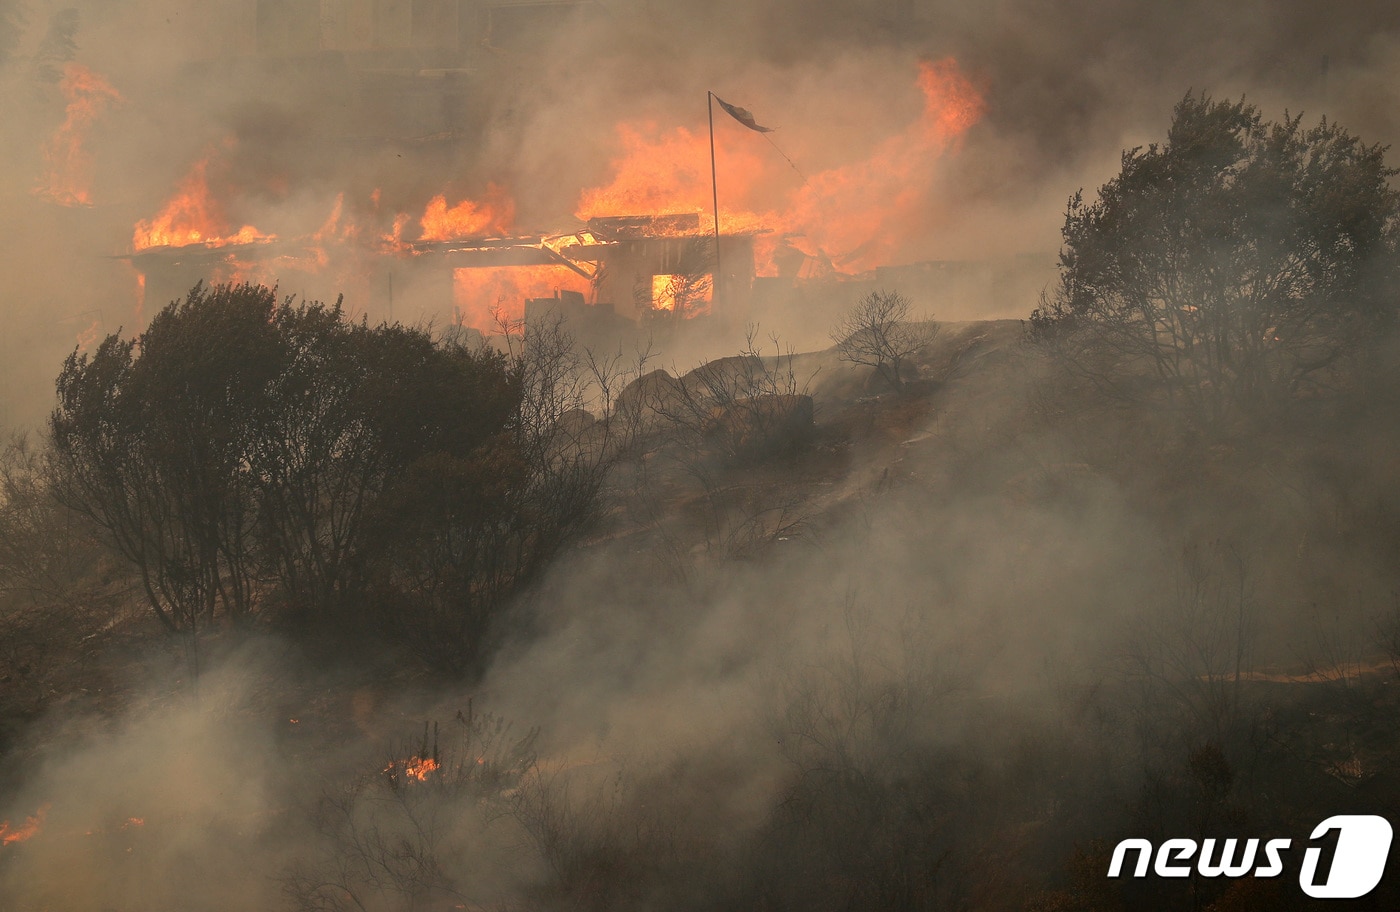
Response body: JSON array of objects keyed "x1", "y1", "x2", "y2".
[
  {"x1": 452, "y1": 264, "x2": 593, "y2": 330},
  {"x1": 385, "y1": 755, "x2": 442, "y2": 783},
  {"x1": 132, "y1": 143, "x2": 276, "y2": 252},
  {"x1": 0, "y1": 804, "x2": 49, "y2": 846},
  {"x1": 383, "y1": 721, "x2": 443, "y2": 788}
]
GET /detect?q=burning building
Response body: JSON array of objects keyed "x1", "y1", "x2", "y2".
[
  {"x1": 110, "y1": 8, "x2": 1030, "y2": 348},
  {"x1": 127, "y1": 210, "x2": 759, "y2": 338}
]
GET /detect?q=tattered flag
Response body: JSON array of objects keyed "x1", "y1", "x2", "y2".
[{"x1": 713, "y1": 95, "x2": 774, "y2": 133}]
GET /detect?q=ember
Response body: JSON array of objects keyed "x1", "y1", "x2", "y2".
[
  {"x1": 385, "y1": 756, "x2": 440, "y2": 782},
  {"x1": 0, "y1": 804, "x2": 49, "y2": 846}
]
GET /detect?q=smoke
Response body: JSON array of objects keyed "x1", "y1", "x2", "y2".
[
  {"x1": 0, "y1": 1, "x2": 23, "y2": 70},
  {"x1": 2, "y1": 3, "x2": 1400, "y2": 908},
  {"x1": 0, "y1": 659, "x2": 290, "y2": 911},
  {"x1": 4, "y1": 0, "x2": 1400, "y2": 425},
  {"x1": 29, "y1": 7, "x2": 77, "y2": 85}
]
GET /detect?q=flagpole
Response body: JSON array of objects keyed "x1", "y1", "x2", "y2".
[{"x1": 707, "y1": 90, "x2": 722, "y2": 316}]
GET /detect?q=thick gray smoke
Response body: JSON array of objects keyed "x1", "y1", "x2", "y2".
[
  {"x1": 4, "y1": 0, "x2": 1399, "y2": 425},
  {"x1": 2, "y1": 3, "x2": 1399, "y2": 910}
]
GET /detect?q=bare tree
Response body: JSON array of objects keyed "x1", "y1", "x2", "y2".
[
  {"x1": 0, "y1": 432, "x2": 100, "y2": 607},
  {"x1": 0, "y1": 431, "x2": 117, "y2": 702},
  {"x1": 830, "y1": 290, "x2": 938, "y2": 393},
  {"x1": 657, "y1": 325, "x2": 814, "y2": 461}
]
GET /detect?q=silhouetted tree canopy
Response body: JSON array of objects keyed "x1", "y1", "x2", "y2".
[
  {"x1": 1030, "y1": 92, "x2": 1400, "y2": 427},
  {"x1": 49, "y1": 283, "x2": 595, "y2": 673},
  {"x1": 51, "y1": 284, "x2": 288, "y2": 632}
]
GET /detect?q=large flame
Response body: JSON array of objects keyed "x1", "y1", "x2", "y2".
[
  {"x1": 304, "y1": 193, "x2": 355, "y2": 269},
  {"x1": 652, "y1": 273, "x2": 712, "y2": 317},
  {"x1": 132, "y1": 146, "x2": 275, "y2": 251},
  {"x1": 453, "y1": 265, "x2": 592, "y2": 332},
  {"x1": 125, "y1": 60, "x2": 982, "y2": 327},
  {"x1": 34, "y1": 63, "x2": 122, "y2": 207},
  {"x1": 419, "y1": 184, "x2": 515, "y2": 242},
  {"x1": 575, "y1": 59, "x2": 984, "y2": 274},
  {"x1": 0, "y1": 804, "x2": 49, "y2": 846},
  {"x1": 576, "y1": 123, "x2": 768, "y2": 234},
  {"x1": 380, "y1": 212, "x2": 412, "y2": 252},
  {"x1": 779, "y1": 58, "x2": 984, "y2": 271}
]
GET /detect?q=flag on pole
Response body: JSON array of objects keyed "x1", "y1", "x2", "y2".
[{"x1": 713, "y1": 95, "x2": 774, "y2": 133}]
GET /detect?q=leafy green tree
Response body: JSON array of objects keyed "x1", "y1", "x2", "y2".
[{"x1": 1030, "y1": 93, "x2": 1400, "y2": 427}]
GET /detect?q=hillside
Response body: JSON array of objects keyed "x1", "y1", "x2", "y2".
[{"x1": 3, "y1": 313, "x2": 1399, "y2": 910}]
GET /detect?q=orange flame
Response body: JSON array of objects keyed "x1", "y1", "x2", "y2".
[
  {"x1": 0, "y1": 804, "x2": 49, "y2": 846},
  {"x1": 132, "y1": 146, "x2": 275, "y2": 251},
  {"x1": 35, "y1": 63, "x2": 121, "y2": 206},
  {"x1": 419, "y1": 184, "x2": 515, "y2": 242},
  {"x1": 576, "y1": 123, "x2": 767, "y2": 233},
  {"x1": 575, "y1": 59, "x2": 984, "y2": 274},
  {"x1": 75, "y1": 317, "x2": 101, "y2": 352},
  {"x1": 380, "y1": 212, "x2": 412, "y2": 252},
  {"x1": 385, "y1": 756, "x2": 440, "y2": 782},
  {"x1": 312, "y1": 194, "x2": 347, "y2": 243},
  {"x1": 123, "y1": 60, "x2": 981, "y2": 328},
  {"x1": 651, "y1": 274, "x2": 678, "y2": 311},
  {"x1": 779, "y1": 58, "x2": 985, "y2": 271},
  {"x1": 452, "y1": 265, "x2": 591, "y2": 332},
  {"x1": 303, "y1": 193, "x2": 353, "y2": 269},
  {"x1": 651, "y1": 273, "x2": 712, "y2": 317}
]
